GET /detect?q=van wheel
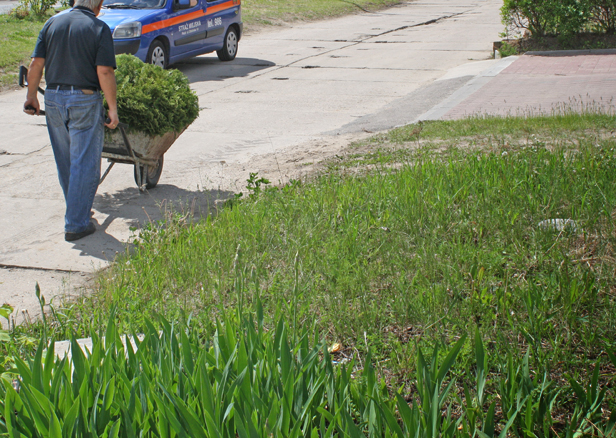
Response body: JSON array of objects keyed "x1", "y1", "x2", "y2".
[
  {"x1": 147, "y1": 40, "x2": 168, "y2": 68},
  {"x1": 217, "y1": 27, "x2": 238, "y2": 61}
]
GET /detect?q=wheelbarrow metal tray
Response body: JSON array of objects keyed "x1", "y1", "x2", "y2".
[
  {"x1": 100, "y1": 126, "x2": 186, "y2": 189},
  {"x1": 103, "y1": 128, "x2": 183, "y2": 161}
]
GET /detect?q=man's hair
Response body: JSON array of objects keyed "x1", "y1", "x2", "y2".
[{"x1": 74, "y1": 0, "x2": 103, "y2": 10}]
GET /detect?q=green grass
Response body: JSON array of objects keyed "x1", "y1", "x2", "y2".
[
  {"x1": 242, "y1": 0, "x2": 399, "y2": 26},
  {"x1": 0, "y1": 14, "x2": 46, "y2": 89},
  {"x1": 86, "y1": 115, "x2": 616, "y2": 355},
  {"x1": 20, "y1": 111, "x2": 614, "y2": 433}
]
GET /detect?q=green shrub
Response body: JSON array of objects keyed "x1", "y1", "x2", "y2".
[
  {"x1": 589, "y1": 0, "x2": 616, "y2": 33},
  {"x1": 111, "y1": 54, "x2": 199, "y2": 137},
  {"x1": 501, "y1": 0, "x2": 559, "y2": 37},
  {"x1": 498, "y1": 41, "x2": 519, "y2": 57},
  {"x1": 9, "y1": 0, "x2": 59, "y2": 19},
  {"x1": 559, "y1": 0, "x2": 591, "y2": 36},
  {"x1": 501, "y1": 0, "x2": 590, "y2": 37}
]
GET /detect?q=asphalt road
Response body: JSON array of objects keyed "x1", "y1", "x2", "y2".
[{"x1": 0, "y1": 0, "x2": 503, "y2": 324}]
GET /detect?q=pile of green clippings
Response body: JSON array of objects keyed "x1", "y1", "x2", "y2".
[{"x1": 111, "y1": 54, "x2": 199, "y2": 137}]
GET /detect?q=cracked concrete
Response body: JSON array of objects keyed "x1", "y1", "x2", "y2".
[{"x1": 0, "y1": 0, "x2": 504, "y2": 325}]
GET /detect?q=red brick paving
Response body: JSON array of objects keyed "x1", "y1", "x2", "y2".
[{"x1": 443, "y1": 54, "x2": 616, "y2": 119}]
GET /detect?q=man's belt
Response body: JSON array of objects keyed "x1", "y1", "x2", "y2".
[{"x1": 47, "y1": 84, "x2": 100, "y2": 93}]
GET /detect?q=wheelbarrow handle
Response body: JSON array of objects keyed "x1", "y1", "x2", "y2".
[
  {"x1": 105, "y1": 118, "x2": 128, "y2": 129},
  {"x1": 21, "y1": 68, "x2": 125, "y2": 126},
  {"x1": 24, "y1": 105, "x2": 45, "y2": 116},
  {"x1": 21, "y1": 66, "x2": 45, "y2": 116},
  {"x1": 19, "y1": 66, "x2": 45, "y2": 95}
]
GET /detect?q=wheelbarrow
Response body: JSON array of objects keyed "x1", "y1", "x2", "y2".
[
  {"x1": 100, "y1": 124, "x2": 183, "y2": 190},
  {"x1": 19, "y1": 65, "x2": 182, "y2": 190}
]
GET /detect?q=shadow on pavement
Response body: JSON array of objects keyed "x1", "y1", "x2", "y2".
[
  {"x1": 174, "y1": 57, "x2": 276, "y2": 84},
  {"x1": 70, "y1": 185, "x2": 234, "y2": 262}
]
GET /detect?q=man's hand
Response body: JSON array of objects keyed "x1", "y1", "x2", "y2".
[
  {"x1": 23, "y1": 96, "x2": 40, "y2": 115},
  {"x1": 97, "y1": 65, "x2": 119, "y2": 129},
  {"x1": 24, "y1": 57, "x2": 45, "y2": 116},
  {"x1": 105, "y1": 108, "x2": 119, "y2": 129}
]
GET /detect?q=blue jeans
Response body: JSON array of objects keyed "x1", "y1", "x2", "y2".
[{"x1": 45, "y1": 89, "x2": 104, "y2": 233}]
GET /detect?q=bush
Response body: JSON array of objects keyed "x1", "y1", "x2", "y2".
[
  {"x1": 111, "y1": 54, "x2": 199, "y2": 137},
  {"x1": 498, "y1": 41, "x2": 519, "y2": 57},
  {"x1": 501, "y1": 0, "x2": 590, "y2": 37},
  {"x1": 9, "y1": 0, "x2": 69, "y2": 19},
  {"x1": 9, "y1": 0, "x2": 53, "y2": 19},
  {"x1": 589, "y1": 0, "x2": 616, "y2": 33},
  {"x1": 501, "y1": 0, "x2": 559, "y2": 37}
]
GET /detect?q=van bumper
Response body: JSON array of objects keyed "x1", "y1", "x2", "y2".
[{"x1": 113, "y1": 39, "x2": 141, "y2": 55}]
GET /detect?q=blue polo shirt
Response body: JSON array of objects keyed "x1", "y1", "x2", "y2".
[{"x1": 32, "y1": 6, "x2": 116, "y2": 90}]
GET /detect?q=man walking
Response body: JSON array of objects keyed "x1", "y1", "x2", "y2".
[{"x1": 23, "y1": 0, "x2": 119, "y2": 241}]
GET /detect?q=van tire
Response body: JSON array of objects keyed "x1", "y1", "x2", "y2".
[
  {"x1": 217, "y1": 27, "x2": 238, "y2": 61},
  {"x1": 147, "y1": 40, "x2": 168, "y2": 68}
]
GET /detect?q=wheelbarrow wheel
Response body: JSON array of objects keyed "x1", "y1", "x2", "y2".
[{"x1": 134, "y1": 156, "x2": 164, "y2": 189}]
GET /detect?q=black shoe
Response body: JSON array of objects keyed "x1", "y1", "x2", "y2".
[{"x1": 65, "y1": 222, "x2": 96, "y2": 242}]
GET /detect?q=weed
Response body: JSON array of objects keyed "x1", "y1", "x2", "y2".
[{"x1": 246, "y1": 172, "x2": 271, "y2": 198}]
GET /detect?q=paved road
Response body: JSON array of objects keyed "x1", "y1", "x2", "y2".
[
  {"x1": 0, "y1": 0, "x2": 506, "y2": 322},
  {"x1": 0, "y1": 0, "x2": 16, "y2": 14},
  {"x1": 0, "y1": 0, "x2": 64, "y2": 14}
]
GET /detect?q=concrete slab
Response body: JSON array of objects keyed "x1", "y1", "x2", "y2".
[
  {"x1": 0, "y1": 267, "x2": 89, "y2": 328},
  {"x1": 0, "y1": 150, "x2": 60, "y2": 199},
  {"x1": 335, "y1": 75, "x2": 474, "y2": 134},
  {"x1": 0, "y1": 124, "x2": 50, "y2": 155},
  {"x1": 291, "y1": 46, "x2": 488, "y2": 70},
  {"x1": 0, "y1": 158, "x2": 10, "y2": 167},
  {"x1": 0, "y1": 0, "x2": 17, "y2": 15},
  {"x1": 54, "y1": 333, "x2": 145, "y2": 361}
]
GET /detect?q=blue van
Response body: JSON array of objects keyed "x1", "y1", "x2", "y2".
[{"x1": 98, "y1": 0, "x2": 242, "y2": 67}]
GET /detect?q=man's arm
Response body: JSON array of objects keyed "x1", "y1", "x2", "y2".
[
  {"x1": 97, "y1": 65, "x2": 119, "y2": 129},
  {"x1": 23, "y1": 57, "x2": 45, "y2": 115}
]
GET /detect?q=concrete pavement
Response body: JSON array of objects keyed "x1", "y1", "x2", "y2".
[
  {"x1": 0, "y1": 0, "x2": 17, "y2": 14},
  {"x1": 5, "y1": 0, "x2": 614, "y2": 325}
]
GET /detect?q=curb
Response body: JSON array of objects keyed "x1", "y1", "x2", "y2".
[
  {"x1": 492, "y1": 40, "x2": 616, "y2": 59},
  {"x1": 524, "y1": 48, "x2": 616, "y2": 57}
]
